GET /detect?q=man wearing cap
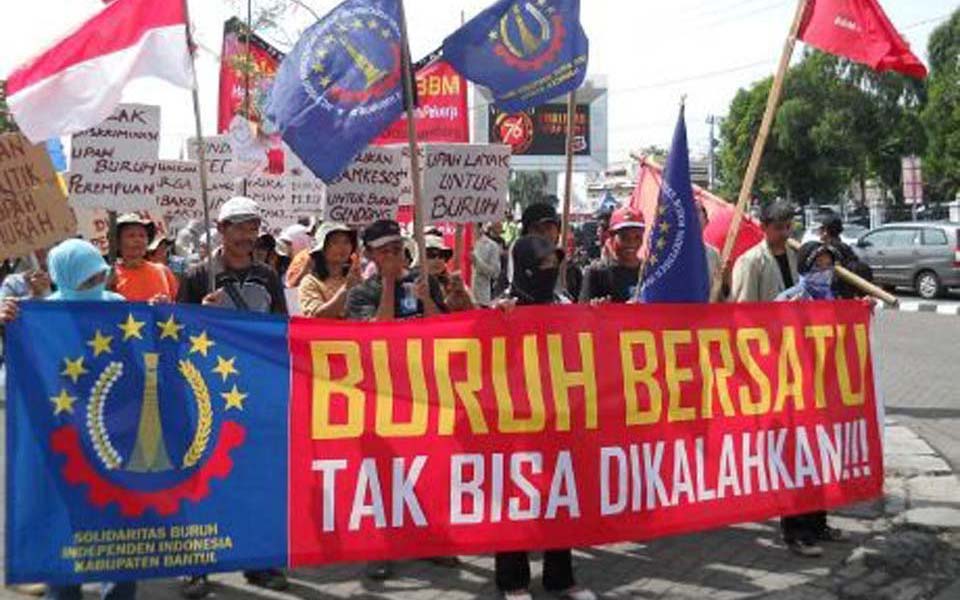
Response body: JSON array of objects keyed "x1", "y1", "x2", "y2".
[
  {"x1": 580, "y1": 207, "x2": 645, "y2": 303},
  {"x1": 819, "y1": 212, "x2": 872, "y2": 299},
  {"x1": 178, "y1": 197, "x2": 286, "y2": 315},
  {"x1": 346, "y1": 219, "x2": 446, "y2": 322},
  {"x1": 111, "y1": 214, "x2": 178, "y2": 302},
  {"x1": 177, "y1": 197, "x2": 288, "y2": 597}
]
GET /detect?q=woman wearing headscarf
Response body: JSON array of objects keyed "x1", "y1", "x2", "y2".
[
  {"x1": 298, "y1": 223, "x2": 362, "y2": 319},
  {"x1": 1, "y1": 238, "x2": 134, "y2": 600}
]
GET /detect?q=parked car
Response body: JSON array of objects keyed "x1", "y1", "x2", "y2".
[
  {"x1": 800, "y1": 223, "x2": 868, "y2": 246},
  {"x1": 854, "y1": 222, "x2": 960, "y2": 299}
]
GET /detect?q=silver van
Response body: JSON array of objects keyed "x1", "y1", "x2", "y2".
[{"x1": 855, "y1": 222, "x2": 960, "y2": 299}]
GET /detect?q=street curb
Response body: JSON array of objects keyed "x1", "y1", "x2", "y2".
[{"x1": 885, "y1": 302, "x2": 960, "y2": 316}]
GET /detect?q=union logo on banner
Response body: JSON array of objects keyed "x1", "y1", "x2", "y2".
[
  {"x1": 488, "y1": 1, "x2": 568, "y2": 71},
  {"x1": 297, "y1": 5, "x2": 402, "y2": 112},
  {"x1": 48, "y1": 310, "x2": 249, "y2": 517}
]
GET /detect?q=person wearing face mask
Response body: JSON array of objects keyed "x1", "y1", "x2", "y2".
[
  {"x1": 298, "y1": 222, "x2": 362, "y2": 319},
  {"x1": 492, "y1": 234, "x2": 596, "y2": 600},
  {"x1": 580, "y1": 207, "x2": 644, "y2": 304},
  {"x1": 777, "y1": 242, "x2": 841, "y2": 302},
  {"x1": 0, "y1": 238, "x2": 135, "y2": 600},
  {"x1": 773, "y1": 241, "x2": 847, "y2": 556}
]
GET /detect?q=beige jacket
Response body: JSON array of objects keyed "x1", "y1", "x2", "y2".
[{"x1": 730, "y1": 240, "x2": 799, "y2": 303}]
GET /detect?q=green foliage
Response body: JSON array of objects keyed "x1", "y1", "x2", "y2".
[
  {"x1": 509, "y1": 171, "x2": 548, "y2": 213},
  {"x1": 923, "y1": 10, "x2": 960, "y2": 203},
  {"x1": 718, "y1": 50, "x2": 927, "y2": 207},
  {"x1": 0, "y1": 80, "x2": 17, "y2": 135}
]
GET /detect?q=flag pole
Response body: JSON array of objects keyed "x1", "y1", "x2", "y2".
[
  {"x1": 397, "y1": 0, "x2": 428, "y2": 285},
  {"x1": 453, "y1": 8, "x2": 466, "y2": 276},
  {"x1": 709, "y1": 0, "x2": 809, "y2": 301},
  {"x1": 181, "y1": 0, "x2": 216, "y2": 292},
  {"x1": 559, "y1": 89, "x2": 577, "y2": 288}
]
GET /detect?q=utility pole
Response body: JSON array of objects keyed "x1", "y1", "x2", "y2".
[{"x1": 706, "y1": 115, "x2": 718, "y2": 191}]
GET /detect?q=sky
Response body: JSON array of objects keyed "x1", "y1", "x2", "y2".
[{"x1": 1, "y1": 0, "x2": 953, "y2": 168}]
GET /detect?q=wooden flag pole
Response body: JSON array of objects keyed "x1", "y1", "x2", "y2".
[
  {"x1": 181, "y1": 0, "x2": 216, "y2": 292},
  {"x1": 709, "y1": 0, "x2": 809, "y2": 302},
  {"x1": 559, "y1": 90, "x2": 577, "y2": 289},
  {"x1": 397, "y1": 0, "x2": 428, "y2": 284}
]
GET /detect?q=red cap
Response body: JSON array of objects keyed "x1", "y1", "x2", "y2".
[{"x1": 609, "y1": 207, "x2": 645, "y2": 233}]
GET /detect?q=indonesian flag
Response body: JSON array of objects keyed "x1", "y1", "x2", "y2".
[
  {"x1": 5, "y1": 0, "x2": 194, "y2": 143},
  {"x1": 798, "y1": 0, "x2": 927, "y2": 79}
]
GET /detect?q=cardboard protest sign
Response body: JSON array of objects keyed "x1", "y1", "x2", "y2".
[
  {"x1": 0, "y1": 133, "x2": 77, "y2": 260},
  {"x1": 421, "y1": 144, "x2": 511, "y2": 224},
  {"x1": 188, "y1": 136, "x2": 293, "y2": 232},
  {"x1": 154, "y1": 161, "x2": 203, "y2": 228},
  {"x1": 67, "y1": 104, "x2": 161, "y2": 211},
  {"x1": 324, "y1": 147, "x2": 407, "y2": 225}
]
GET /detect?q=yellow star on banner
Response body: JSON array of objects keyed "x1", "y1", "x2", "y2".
[
  {"x1": 157, "y1": 315, "x2": 184, "y2": 341},
  {"x1": 649, "y1": 254, "x2": 659, "y2": 266},
  {"x1": 312, "y1": 63, "x2": 325, "y2": 74},
  {"x1": 320, "y1": 76, "x2": 332, "y2": 88},
  {"x1": 212, "y1": 356, "x2": 239, "y2": 382},
  {"x1": 221, "y1": 385, "x2": 247, "y2": 411},
  {"x1": 118, "y1": 313, "x2": 146, "y2": 341},
  {"x1": 657, "y1": 238, "x2": 667, "y2": 250},
  {"x1": 50, "y1": 389, "x2": 77, "y2": 415},
  {"x1": 659, "y1": 222, "x2": 671, "y2": 234},
  {"x1": 352, "y1": 19, "x2": 364, "y2": 29},
  {"x1": 189, "y1": 331, "x2": 216, "y2": 357},
  {"x1": 380, "y1": 28, "x2": 391, "y2": 39},
  {"x1": 61, "y1": 356, "x2": 88, "y2": 383},
  {"x1": 86, "y1": 330, "x2": 113, "y2": 357},
  {"x1": 367, "y1": 19, "x2": 378, "y2": 29}
]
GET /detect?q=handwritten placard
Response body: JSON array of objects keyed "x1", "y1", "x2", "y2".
[
  {"x1": 0, "y1": 133, "x2": 77, "y2": 260},
  {"x1": 324, "y1": 147, "x2": 406, "y2": 225},
  {"x1": 422, "y1": 144, "x2": 511, "y2": 224},
  {"x1": 68, "y1": 104, "x2": 161, "y2": 210}
]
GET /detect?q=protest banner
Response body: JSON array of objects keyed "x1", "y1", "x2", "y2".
[
  {"x1": 217, "y1": 17, "x2": 285, "y2": 134},
  {"x1": 7, "y1": 300, "x2": 882, "y2": 583},
  {"x1": 67, "y1": 104, "x2": 161, "y2": 211},
  {"x1": 0, "y1": 133, "x2": 77, "y2": 260},
  {"x1": 324, "y1": 147, "x2": 407, "y2": 225},
  {"x1": 421, "y1": 144, "x2": 511, "y2": 224},
  {"x1": 374, "y1": 60, "x2": 469, "y2": 145}
]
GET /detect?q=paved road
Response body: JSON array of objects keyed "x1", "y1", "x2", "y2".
[
  {"x1": 894, "y1": 288, "x2": 960, "y2": 311},
  {"x1": 875, "y1": 309, "x2": 960, "y2": 470}
]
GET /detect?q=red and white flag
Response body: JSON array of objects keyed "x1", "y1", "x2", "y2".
[
  {"x1": 5, "y1": 0, "x2": 194, "y2": 143},
  {"x1": 798, "y1": 0, "x2": 927, "y2": 79}
]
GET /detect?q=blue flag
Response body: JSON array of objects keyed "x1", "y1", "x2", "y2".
[
  {"x1": 443, "y1": 0, "x2": 589, "y2": 113},
  {"x1": 266, "y1": 0, "x2": 405, "y2": 182},
  {"x1": 6, "y1": 302, "x2": 289, "y2": 584},
  {"x1": 640, "y1": 107, "x2": 710, "y2": 303}
]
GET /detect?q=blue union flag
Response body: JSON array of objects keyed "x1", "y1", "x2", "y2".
[
  {"x1": 640, "y1": 106, "x2": 710, "y2": 304},
  {"x1": 443, "y1": 0, "x2": 589, "y2": 112},
  {"x1": 266, "y1": 0, "x2": 405, "y2": 182}
]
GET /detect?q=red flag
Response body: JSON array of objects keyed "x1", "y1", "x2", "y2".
[
  {"x1": 630, "y1": 158, "x2": 764, "y2": 266},
  {"x1": 798, "y1": 0, "x2": 927, "y2": 79}
]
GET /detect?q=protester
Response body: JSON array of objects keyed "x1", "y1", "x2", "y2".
[
  {"x1": 423, "y1": 234, "x2": 474, "y2": 312},
  {"x1": 253, "y1": 232, "x2": 281, "y2": 274},
  {"x1": 109, "y1": 214, "x2": 178, "y2": 302},
  {"x1": 299, "y1": 222, "x2": 362, "y2": 319},
  {"x1": 580, "y1": 206, "x2": 644, "y2": 303},
  {"x1": 818, "y1": 213, "x2": 874, "y2": 299},
  {"x1": 730, "y1": 200, "x2": 798, "y2": 303},
  {"x1": 0, "y1": 250, "x2": 52, "y2": 301},
  {"x1": 514, "y1": 202, "x2": 579, "y2": 302},
  {"x1": 493, "y1": 234, "x2": 596, "y2": 600},
  {"x1": 472, "y1": 221, "x2": 506, "y2": 306},
  {"x1": 775, "y1": 241, "x2": 849, "y2": 553},
  {"x1": 276, "y1": 224, "x2": 313, "y2": 279},
  {"x1": 177, "y1": 198, "x2": 288, "y2": 596},
  {"x1": 699, "y1": 202, "x2": 725, "y2": 298},
  {"x1": 1, "y1": 239, "x2": 133, "y2": 600},
  {"x1": 345, "y1": 219, "x2": 452, "y2": 579}
]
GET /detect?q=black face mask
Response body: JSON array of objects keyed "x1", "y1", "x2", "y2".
[{"x1": 515, "y1": 266, "x2": 558, "y2": 305}]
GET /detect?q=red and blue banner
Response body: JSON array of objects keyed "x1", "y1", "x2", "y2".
[{"x1": 7, "y1": 301, "x2": 883, "y2": 584}]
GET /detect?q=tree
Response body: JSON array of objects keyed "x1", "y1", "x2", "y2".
[
  {"x1": 922, "y1": 9, "x2": 960, "y2": 203},
  {"x1": 718, "y1": 50, "x2": 926, "y2": 208},
  {"x1": 0, "y1": 80, "x2": 17, "y2": 135},
  {"x1": 509, "y1": 171, "x2": 548, "y2": 213}
]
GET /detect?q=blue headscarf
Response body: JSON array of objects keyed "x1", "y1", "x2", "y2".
[{"x1": 46, "y1": 239, "x2": 123, "y2": 302}]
